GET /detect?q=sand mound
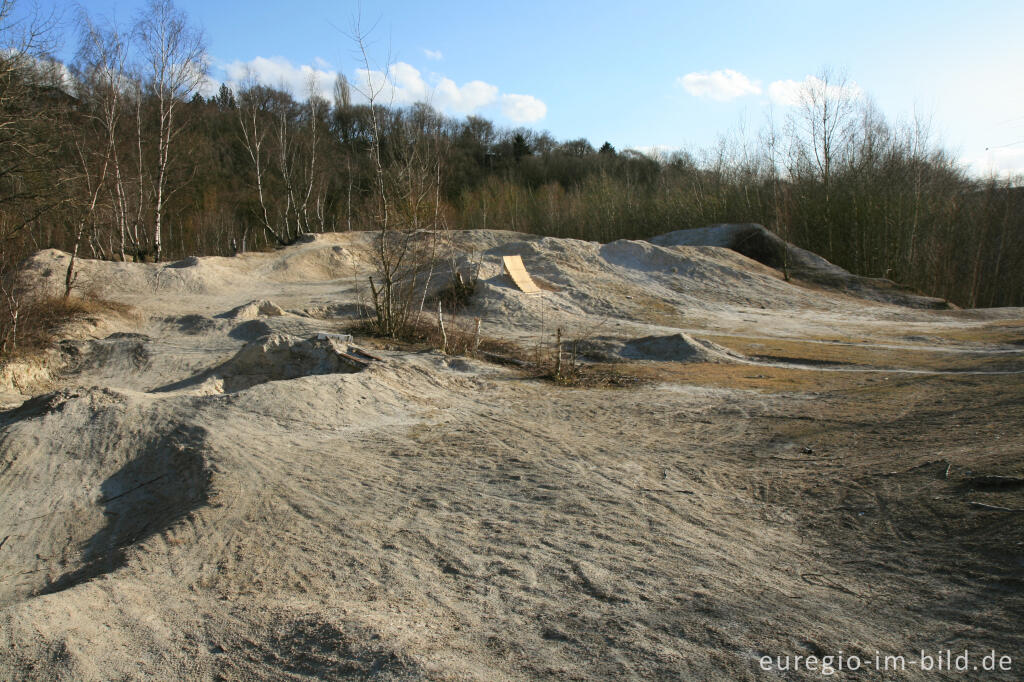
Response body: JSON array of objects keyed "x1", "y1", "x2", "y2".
[
  {"x1": 223, "y1": 313, "x2": 340, "y2": 343},
  {"x1": 584, "y1": 333, "x2": 744, "y2": 364},
  {"x1": 597, "y1": 238, "x2": 807, "y2": 309},
  {"x1": 227, "y1": 319, "x2": 275, "y2": 341},
  {"x1": 215, "y1": 333, "x2": 366, "y2": 392},
  {"x1": 651, "y1": 223, "x2": 950, "y2": 308},
  {"x1": 622, "y1": 333, "x2": 743, "y2": 363},
  {"x1": 259, "y1": 239, "x2": 365, "y2": 282},
  {"x1": 218, "y1": 299, "x2": 288, "y2": 320},
  {"x1": 165, "y1": 313, "x2": 220, "y2": 334},
  {"x1": 59, "y1": 333, "x2": 151, "y2": 376},
  {"x1": 17, "y1": 249, "x2": 256, "y2": 301},
  {"x1": 166, "y1": 256, "x2": 201, "y2": 269},
  {"x1": 0, "y1": 388, "x2": 210, "y2": 606},
  {"x1": 460, "y1": 231, "x2": 888, "y2": 336},
  {"x1": 297, "y1": 302, "x2": 367, "y2": 320}
]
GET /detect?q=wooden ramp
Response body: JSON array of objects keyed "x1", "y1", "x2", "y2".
[{"x1": 502, "y1": 255, "x2": 542, "y2": 294}]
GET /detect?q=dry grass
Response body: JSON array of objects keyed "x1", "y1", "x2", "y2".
[
  {"x1": 935, "y1": 320, "x2": 1024, "y2": 344},
  {"x1": 349, "y1": 314, "x2": 649, "y2": 389},
  {"x1": 602, "y1": 360, "x2": 881, "y2": 393},
  {"x1": 703, "y1": 333, "x2": 1024, "y2": 372},
  {"x1": 1, "y1": 294, "x2": 133, "y2": 364}
]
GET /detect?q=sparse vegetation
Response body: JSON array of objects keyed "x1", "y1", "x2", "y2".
[{"x1": 0, "y1": 286, "x2": 127, "y2": 360}]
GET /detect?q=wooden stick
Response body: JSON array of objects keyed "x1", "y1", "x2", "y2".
[
  {"x1": 437, "y1": 301, "x2": 448, "y2": 354},
  {"x1": 349, "y1": 346, "x2": 384, "y2": 362},
  {"x1": 555, "y1": 327, "x2": 562, "y2": 378},
  {"x1": 968, "y1": 501, "x2": 1024, "y2": 512},
  {"x1": 771, "y1": 456, "x2": 836, "y2": 462},
  {"x1": 963, "y1": 475, "x2": 1024, "y2": 489},
  {"x1": 480, "y1": 350, "x2": 527, "y2": 367},
  {"x1": 337, "y1": 351, "x2": 369, "y2": 367}
]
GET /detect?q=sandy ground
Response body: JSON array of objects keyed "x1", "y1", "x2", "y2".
[{"x1": 1, "y1": 228, "x2": 1022, "y2": 680}]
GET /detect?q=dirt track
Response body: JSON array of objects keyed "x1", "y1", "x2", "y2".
[{"x1": 1, "y1": 229, "x2": 1022, "y2": 679}]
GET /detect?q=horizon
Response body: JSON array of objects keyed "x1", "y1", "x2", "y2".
[{"x1": 34, "y1": 0, "x2": 1024, "y2": 177}]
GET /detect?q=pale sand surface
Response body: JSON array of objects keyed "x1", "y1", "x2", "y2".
[{"x1": 1, "y1": 228, "x2": 1021, "y2": 679}]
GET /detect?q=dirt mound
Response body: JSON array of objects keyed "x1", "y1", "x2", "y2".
[
  {"x1": 621, "y1": 333, "x2": 743, "y2": 363},
  {"x1": 585, "y1": 333, "x2": 745, "y2": 363},
  {"x1": 649, "y1": 223, "x2": 816, "y2": 268},
  {"x1": 0, "y1": 388, "x2": 210, "y2": 607},
  {"x1": 459, "y1": 232, "x2": 869, "y2": 341},
  {"x1": 228, "y1": 319, "x2": 275, "y2": 341},
  {"x1": 0, "y1": 354, "x2": 58, "y2": 401},
  {"x1": 59, "y1": 333, "x2": 151, "y2": 376},
  {"x1": 17, "y1": 249, "x2": 251, "y2": 301},
  {"x1": 215, "y1": 333, "x2": 367, "y2": 392},
  {"x1": 297, "y1": 302, "x2": 367, "y2": 320},
  {"x1": 650, "y1": 223, "x2": 951, "y2": 308},
  {"x1": 165, "y1": 313, "x2": 220, "y2": 334},
  {"x1": 166, "y1": 256, "x2": 201, "y2": 269},
  {"x1": 257, "y1": 235, "x2": 370, "y2": 282},
  {"x1": 217, "y1": 299, "x2": 288, "y2": 320},
  {"x1": 224, "y1": 312, "x2": 339, "y2": 342},
  {"x1": 597, "y1": 238, "x2": 812, "y2": 309}
]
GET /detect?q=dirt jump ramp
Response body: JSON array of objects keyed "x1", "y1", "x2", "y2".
[{"x1": 502, "y1": 254, "x2": 542, "y2": 294}]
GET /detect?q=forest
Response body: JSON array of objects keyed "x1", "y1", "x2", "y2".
[{"x1": 1, "y1": 0, "x2": 1022, "y2": 356}]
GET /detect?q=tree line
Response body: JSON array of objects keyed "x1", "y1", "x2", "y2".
[{"x1": 1, "y1": 0, "x2": 1022, "y2": 355}]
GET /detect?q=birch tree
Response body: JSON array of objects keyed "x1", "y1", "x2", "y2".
[
  {"x1": 134, "y1": 0, "x2": 207, "y2": 262},
  {"x1": 789, "y1": 67, "x2": 859, "y2": 260}
]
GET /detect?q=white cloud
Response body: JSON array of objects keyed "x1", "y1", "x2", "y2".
[
  {"x1": 424, "y1": 49, "x2": 443, "y2": 61},
  {"x1": 629, "y1": 145, "x2": 678, "y2": 161},
  {"x1": 434, "y1": 77, "x2": 498, "y2": 112},
  {"x1": 198, "y1": 74, "x2": 220, "y2": 98},
  {"x1": 356, "y1": 62, "x2": 498, "y2": 112},
  {"x1": 222, "y1": 56, "x2": 337, "y2": 98},
  {"x1": 356, "y1": 62, "x2": 546, "y2": 120},
  {"x1": 966, "y1": 146, "x2": 1024, "y2": 179},
  {"x1": 766, "y1": 79, "x2": 803, "y2": 107},
  {"x1": 219, "y1": 56, "x2": 545, "y2": 122},
  {"x1": 768, "y1": 75, "x2": 863, "y2": 107},
  {"x1": 678, "y1": 69, "x2": 761, "y2": 101},
  {"x1": 500, "y1": 93, "x2": 547, "y2": 122}
]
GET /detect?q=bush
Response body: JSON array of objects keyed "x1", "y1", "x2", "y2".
[{"x1": 0, "y1": 277, "x2": 127, "y2": 362}]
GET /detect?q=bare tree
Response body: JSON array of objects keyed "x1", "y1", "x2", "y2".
[
  {"x1": 236, "y1": 76, "x2": 330, "y2": 245},
  {"x1": 759, "y1": 107, "x2": 794, "y2": 279},
  {"x1": 63, "y1": 13, "x2": 134, "y2": 294},
  {"x1": 0, "y1": 0, "x2": 64, "y2": 243},
  {"x1": 332, "y1": 73, "x2": 356, "y2": 231},
  {"x1": 133, "y1": 0, "x2": 207, "y2": 262},
  {"x1": 350, "y1": 21, "x2": 407, "y2": 336},
  {"x1": 301, "y1": 80, "x2": 330, "y2": 234},
  {"x1": 349, "y1": 26, "x2": 451, "y2": 338},
  {"x1": 237, "y1": 77, "x2": 285, "y2": 245},
  {"x1": 0, "y1": 0, "x2": 65, "y2": 351},
  {"x1": 75, "y1": 17, "x2": 141, "y2": 263},
  {"x1": 789, "y1": 67, "x2": 859, "y2": 259}
]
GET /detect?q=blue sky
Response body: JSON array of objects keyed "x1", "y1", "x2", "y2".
[{"x1": 62, "y1": 0, "x2": 1024, "y2": 175}]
